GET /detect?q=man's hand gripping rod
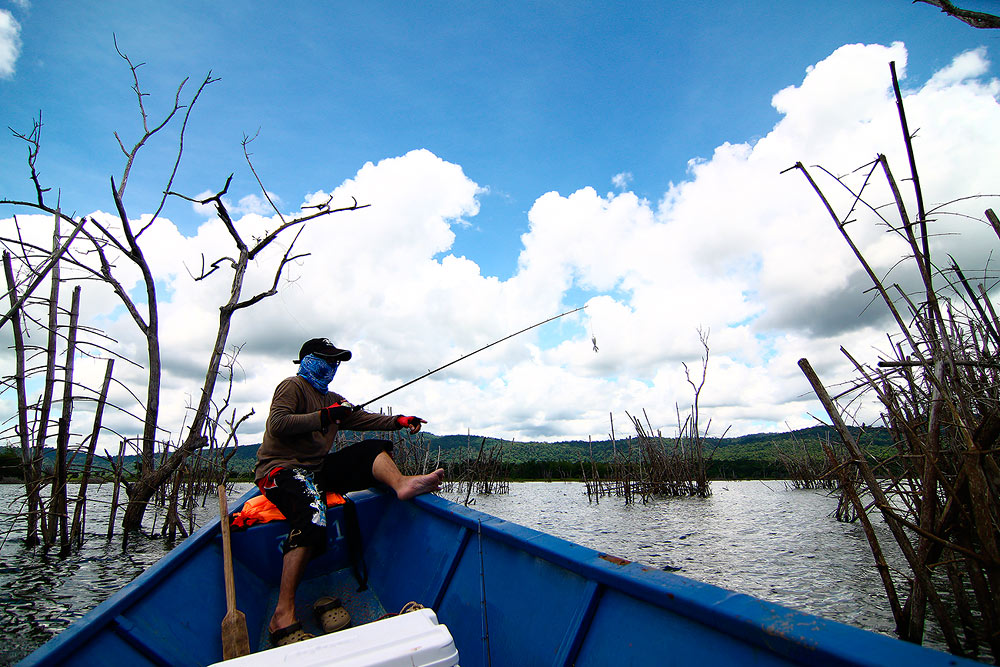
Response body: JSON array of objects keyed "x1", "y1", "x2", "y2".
[{"x1": 356, "y1": 305, "x2": 586, "y2": 411}]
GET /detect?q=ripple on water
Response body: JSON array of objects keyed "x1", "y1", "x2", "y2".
[
  {"x1": 0, "y1": 483, "x2": 256, "y2": 664},
  {"x1": 1, "y1": 480, "x2": 949, "y2": 663},
  {"x1": 450, "y1": 480, "x2": 935, "y2": 648}
]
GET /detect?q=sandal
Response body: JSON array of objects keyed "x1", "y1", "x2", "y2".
[
  {"x1": 270, "y1": 621, "x2": 315, "y2": 647},
  {"x1": 313, "y1": 596, "x2": 351, "y2": 634}
]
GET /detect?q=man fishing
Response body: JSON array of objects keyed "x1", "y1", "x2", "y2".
[{"x1": 254, "y1": 337, "x2": 444, "y2": 647}]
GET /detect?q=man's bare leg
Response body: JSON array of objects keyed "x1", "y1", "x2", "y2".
[
  {"x1": 269, "y1": 545, "x2": 312, "y2": 633},
  {"x1": 372, "y1": 451, "x2": 444, "y2": 500}
]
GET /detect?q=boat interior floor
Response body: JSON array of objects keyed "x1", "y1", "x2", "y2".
[{"x1": 257, "y1": 567, "x2": 387, "y2": 651}]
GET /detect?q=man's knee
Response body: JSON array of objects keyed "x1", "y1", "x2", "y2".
[
  {"x1": 320, "y1": 439, "x2": 394, "y2": 492},
  {"x1": 283, "y1": 524, "x2": 327, "y2": 556}
]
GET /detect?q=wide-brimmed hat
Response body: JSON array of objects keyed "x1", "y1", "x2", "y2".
[{"x1": 294, "y1": 338, "x2": 353, "y2": 364}]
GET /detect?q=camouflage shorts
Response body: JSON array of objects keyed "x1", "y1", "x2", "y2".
[{"x1": 258, "y1": 439, "x2": 392, "y2": 554}]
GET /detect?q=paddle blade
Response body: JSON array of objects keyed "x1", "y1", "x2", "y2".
[{"x1": 222, "y1": 609, "x2": 251, "y2": 659}]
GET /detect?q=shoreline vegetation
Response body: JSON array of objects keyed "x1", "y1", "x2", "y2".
[{"x1": 0, "y1": 423, "x2": 889, "y2": 484}]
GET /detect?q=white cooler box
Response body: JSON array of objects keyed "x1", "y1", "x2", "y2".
[{"x1": 215, "y1": 608, "x2": 459, "y2": 667}]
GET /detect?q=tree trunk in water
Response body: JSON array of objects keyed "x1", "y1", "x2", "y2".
[
  {"x1": 51, "y1": 286, "x2": 81, "y2": 556},
  {"x1": 4, "y1": 251, "x2": 41, "y2": 547},
  {"x1": 36, "y1": 214, "x2": 64, "y2": 546},
  {"x1": 121, "y1": 243, "x2": 242, "y2": 537},
  {"x1": 121, "y1": 433, "x2": 207, "y2": 539},
  {"x1": 111, "y1": 182, "x2": 163, "y2": 479},
  {"x1": 106, "y1": 440, "x2": 126, "y2": 542},
  {"x1": 70, "y1": 358, "x2": 114, "y2": 548}
]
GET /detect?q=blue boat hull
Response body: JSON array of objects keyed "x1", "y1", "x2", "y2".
[{"x1": 20, "y1": 488, "x2": 976, "y2": 666}]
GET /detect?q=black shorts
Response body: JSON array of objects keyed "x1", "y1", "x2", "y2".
[{"x1": 258, "y1": 439, "x2": 392, "y2": 554}]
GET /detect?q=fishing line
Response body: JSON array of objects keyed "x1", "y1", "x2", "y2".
[{"x1": 357, "y1": 305, "x2": 586, "y2": 410}]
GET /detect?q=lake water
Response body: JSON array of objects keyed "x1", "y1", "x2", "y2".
[{"x1": 0, "y1": 480, "x2": 922, "y2": 664}]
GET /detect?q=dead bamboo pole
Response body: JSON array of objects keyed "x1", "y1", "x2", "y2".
[
  {"x1": 786, "y1": 160, "x2": 920, "y2": 356},
  {"x1": 105, "y1": 440, "x2": 126, "y2": 542},
  {"x1": 70, "y1": 357, "x2": 114, "y2": 548},
  {"x1": 52, "y1": 285, "x2": 81, "y2": 556},
  {"x1": 889, "y1": 61, "x2": 931, "y2": 282},
  {"x1": 798, "y1": 357, "x2": 964, "y2": 653},
  {"x1": 4, "y1": 250, "x2": 41, "y2": 546},
  {"x1": 985, "y1": 209, "x2": 1000, "y2": 241},
  {"x1": 37, "y1": 213, "x2": 64, "y2": 547}
]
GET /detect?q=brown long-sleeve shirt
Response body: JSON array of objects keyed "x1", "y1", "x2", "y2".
[{"x1": 254, "y1": 375, "x2": 401, "y2": 482}]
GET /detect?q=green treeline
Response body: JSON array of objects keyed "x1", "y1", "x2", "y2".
[
  {"x1": 0, "y1": 447, "x2": 19, "y2": 479},
  {"x1": 496, "y1": 458, "x2": 786, "y2": 480},
  {"x1": 2, "y1": 424, "x2": 891, "y2": 483}
]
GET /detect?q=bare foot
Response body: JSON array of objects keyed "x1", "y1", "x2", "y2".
[
  {"x1": 269, "y1": 608, "x2": 298, "y2": 633},
  {"x1": 396, "y1": 469, "x2": 444, "y2": 500}
]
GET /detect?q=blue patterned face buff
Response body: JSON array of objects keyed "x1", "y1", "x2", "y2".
[{"x1": 297, "y1": 354, "x2": 339, "y2": 393}]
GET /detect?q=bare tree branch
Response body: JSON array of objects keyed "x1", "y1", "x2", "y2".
[
  {"x1": 113, "y1": 35, "x2": 189, "y2": 198},
  {"x1": 188, "y1": 254, "x2": 238, "y2": 282},
  {"x1": 248, "y1": 197, "x2": 369, "y2": 260},
  {"x1": 85, "y1": 232, "x2": 151, "y2": 332},
  {"x1": 139, "y1": 70, "x2": 220, "y2": 238},
  {"x1": 232, "y1": 226, "x2": 309, "y2": 311},
  {"x1": 8, "y1": 113, "x2": 50, "y2": 206},
  {"x1": 242, "y1": 130, "x2": 286, "y2": 224},
  {"x1": 0, "y1": 213, "x2": 88, "y2": 331},
  {"x1": 913, "y1": 0, "x2": 1000, "y2": 28}
]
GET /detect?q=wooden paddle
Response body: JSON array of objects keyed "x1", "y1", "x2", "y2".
[{"x1": 219, "y1": 484, "x2": 251, "y2": 659}]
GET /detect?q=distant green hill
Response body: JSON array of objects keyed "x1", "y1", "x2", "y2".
[
  {"x1": 15, "y1": 424, "x2": 890, "y2": 481},
  {"x1": 418, "y1": 424, "x2": 890, "y2": 463}
]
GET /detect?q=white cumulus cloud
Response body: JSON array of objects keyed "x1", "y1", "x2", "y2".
[
  {"x1": 3, "y1": 43, "x2": 999, "y2": 450},
  {"x1": 0, "y1": 9, "x2": 22, "y2": 79},
  {"x1": 612, "y1": 172, "x2": 633, "y2": 190}
]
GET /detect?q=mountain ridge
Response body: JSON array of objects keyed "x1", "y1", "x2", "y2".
[{"x1": 6, "y1": 424, "x2": 888, "y2": 480}]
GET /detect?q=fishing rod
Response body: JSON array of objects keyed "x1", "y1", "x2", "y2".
[{"x1": 356, "y1": 305, "x2": 586, "y2": 410}]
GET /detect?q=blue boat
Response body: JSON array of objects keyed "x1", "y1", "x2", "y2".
[{"x1": 20, "y1": 487, "x2": 976, "y2": 666}]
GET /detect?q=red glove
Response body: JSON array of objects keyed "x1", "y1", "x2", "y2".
[
  {"x1": 397, "y1": 415, "x2": 426, "y2": 433},
  {"x1": 320, "y1": 403, "x2": 353, "y2": 428}
]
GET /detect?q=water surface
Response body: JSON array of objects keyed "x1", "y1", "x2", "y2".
[
  {"x1": 1, "y1": 480, "x2": 918, "y2": 664},
  {"x1": 444, "y1": 481, "x2": 906, "y2": 637}
]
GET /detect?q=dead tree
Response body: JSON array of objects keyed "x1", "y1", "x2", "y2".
[
  {"x1": 3, "y1": 249, "x2": 41, "y2": 545},
  {"x1": 776, "y1": 431, "x2": 838, "y2": 490},
  {"x1": 681, "y1": 327, "x2": 713, "y2": 496},
  {"x1": 2, "y1": 48, "x2": 194, "y2": 484},
  {"x1": 2, "y1": 44, "x2": 369, "y2": 543},
  {"x1": 0, "y1": 116, "x2": 88, "y2": 332},
  {"x1": 2, "y1": 219, "x2": 127, "y2": 551},
  {"x1": 69, "y1": 357, "x2": 114, "y2": 548},
  {"x1": 104, "y1": 440, "x2": 127, "y2": 542},
  {"x1": 47, "y1": 285, "x2": 80, "y2": 555},
  {"x1": 2, "y1": 48, "x2": 215, "y2": 540},
  {"x1": 1, "y1": 204, "x2": 120, "y2": 551},
  {"x1": 791, "y1": 62, "x2": 1000, "y2": 661},
  {"x1": 590, "y1": 332, "x2": 720, "y2": 503},
  {"x1": 121, "y1": 160, "x2": 368, "y2": 537},
  {"x1": 94, "y1": 45, "x2": 220, "y2": 479}
]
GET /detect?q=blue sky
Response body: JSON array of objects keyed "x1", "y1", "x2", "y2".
[
  {"x1": 2, "y1": 2, "x2": 1000, "y2": 445},
  {"x1": 3, "y1": 1, "x2": 992, "y2": 275}
]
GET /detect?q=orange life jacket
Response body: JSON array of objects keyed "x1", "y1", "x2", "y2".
[{"x1": 230, "y1": 491, "x2": 347, "y2": 529}]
